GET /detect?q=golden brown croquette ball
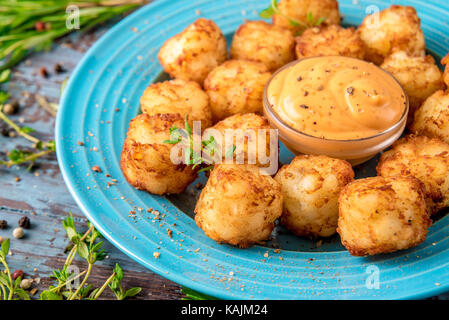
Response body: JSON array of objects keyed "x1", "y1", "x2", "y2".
[
  {"x1": 275, "y1": 155, "x2": 354, "y2": 238},
  {"x1": 202, "y1": 113, "x2": 277, "y2": 170},
  {"x1": 295, "y1": 25, "x2": 365, "y2": 59},
  {"x1": 230, "y1": 20, "x2": 295, "y2": 72},
  {"x1": 158, "y1": 18, "x2": 227, "y2": 84},
  {"x1": 381, "y1": 51, "x2": 444, "y2": 123},
  {"x1": 120, "y1": 113, "x2": 197, "y2": 195},
  {"x1": 337, "y1": 176, "x2": 431, "y2": 256},
  {"x1": 194, "y1": 164, "x2": 283, "y2": 248},
  {"x1": 412, "y1": 90, "x2": 449, "y2": 145},
  {"x1": 204, "y1": 60, "x2": 272, "y2": 122},
  {"x1": 377, "y1": 134, "x2": 449, "y2": 214},
  {"x1": 140, "y1": 79, "x2": 212, "y2": 129},
  {"x1": 358, "y1": 5, "x2": 426, "y2": 65}
]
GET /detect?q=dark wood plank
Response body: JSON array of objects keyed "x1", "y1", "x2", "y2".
[{"x1": 0, "y1": 24, "x2": 182, "y2": 300}]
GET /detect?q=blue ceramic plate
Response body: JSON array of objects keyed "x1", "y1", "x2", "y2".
[{"x1": 56, "y1": 0, "x2": 449, "y2": 299}]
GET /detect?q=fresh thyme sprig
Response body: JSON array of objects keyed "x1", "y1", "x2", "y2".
[
  {"x1": 0, "y1": 1, "x2": 146, "y2": 170},
  {"x1": 0, "y1": 104, "x2": 55, "y2": 169},
  {"x1": 0, "y1": 212, "x2": 142, "y2": 300},
  {"x1": 0, "y1": 0, "x2": 145, "y2": 73},
  {"x1": 163, "y1": 115, "x2": 236, "y2": 173},
  {"x1": 259, "y1": 0, "x2": 326, "y2": 32},
  {"x1": 40, "y1": 212, "x2": 142, "y2": 300},
  {"x1": 0, "y1": 239, "x2": 30, "y2": 300},
  {"x1": 108, "y1": 263, "x2": 142, "y2": 300}
]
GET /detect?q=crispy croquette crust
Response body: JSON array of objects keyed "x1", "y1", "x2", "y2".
[
  {"x1": 337, "y1": 176, "x2": 430, "y2": 256},
  {"x1": 140, "y1": 79, "x2": 212, "y2": 129},
  {"x1": 380, "y1": 51, "x2": 444, "y2": 122},
  {"x1": 204, "y1": 60, "x2": 272, "y2": 123},
  {"x1": 377, "y1": 134, "x2": 449, "y2": 214},
  {"x1": 295, "y1": 25, "x2": 365, "y2": 60},
  {"x1": 412, "y1": 90, "x2": 449, "y2": 144},
  {"x1": 230, "y1": 21, "x2": 295, "y2": 72},
  {"x1": 194, "y1": 164, "x2": 283, "y2": 248},
  {"x1": 275, "y1": 155, "x2": 354, "y2": 238},
  {"x1": 358, "y1": 5, "x2": 426, "y2": 65},
  {"x1": 158, "y1": 18, "x2": 227, "y2": 84},
  {"x1": 120, "y1": 113, "x2": 197, "y2": 195},
  {"x1": 204, "y1": 113, "x2": 277, "y2": 168}
]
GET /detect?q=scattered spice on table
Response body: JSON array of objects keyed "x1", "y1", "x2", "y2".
[
  {"x1": 13, "y1": 227, "x2": 24, "y2": 239},
  {"x1": 18, "y1": 216, "x2": 30, "y2": 229}
]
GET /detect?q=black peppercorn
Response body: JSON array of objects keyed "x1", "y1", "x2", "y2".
[
  {"x1": 1, "y1": 127, "x2": 10, "y2": 137},
  {"x1": 0, "y1": 220, "x2": 7, "y2": 229},
  {"x1": 18, "y1": 216, "x2": 30, "y2": 229},
  {"x1": 39, "y1": 67, "x2": 49, "y2": 78},
  {"x1": 54, "y1": 63, "x2": 65, "y2": 74}
]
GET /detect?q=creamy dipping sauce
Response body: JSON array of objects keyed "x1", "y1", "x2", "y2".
[{"x1": 267, "y1": 56, "x2": 407, "y2": 140}]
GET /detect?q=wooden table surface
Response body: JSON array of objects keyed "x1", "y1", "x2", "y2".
[{"x1": 0, "y1": 24, "x2": 182, "y2": 300}]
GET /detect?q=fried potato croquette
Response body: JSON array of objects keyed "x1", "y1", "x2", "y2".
[
  {"x1": 272, "y1": 0, "x2": 341, "y2": 35},
  {"x1": 412, "y1": 90, "x2": 449, "y2": 144},
  {"x1": 295, "y1": 25, "x2": 365, "y2": 59},
  {"x1": 120, "y1": 113, "x2": 197, "y2": 195},
  {"x1": 274, "y1": 155, "x2": 354, "y2": 238},
  {"x1": 194, "y1": 164, "x2": 283, "y2": 248},
  {"x1": 203, "y1": 113, "x2": 277, "y2": 169},
  {"x1": 442, "y1": 53, "x2": 449, "y2": 87},
  {"x1": 158, "y1": 18, "x2": 227, "y2": 84},
  {"x1": 358, "y1": 5, "x2": 426, "y2": 65},
  {"x1": 140, "y1": 79, "x2": 212, "y2": 129},
  {"x1": 204, "y1": 60, "x2": 272, "y2": 122},
  {"x1": 337, "y1": 176, "x2": 430, "y2": 256},
  {"x1": 381, "y1": 51, "x2": 444, "y2": 122},
  {"x1": 377, "y1": 135, "x2": 449, "y2": 214},
  {"x1": 230, "y1": 21, "x2": 295, "y2": 72}
]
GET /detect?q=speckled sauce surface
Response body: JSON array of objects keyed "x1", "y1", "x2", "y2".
[{"x1": 53, "y1": 0, "x2": 449, "y2": 299}]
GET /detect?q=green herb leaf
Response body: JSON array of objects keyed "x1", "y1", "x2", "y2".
[
  {"x1": 0, "y1": 69, "x2": 11, "y2": 84},
  {"x1": 8, "y1": 149, "x2": 28, "y2": 162},
  {"x1": 307, "y1": 11, "x2": 314, "y2": 24},
  {"x1": 20, "y1": 126, "x2": 35, "y2": 134},
  {"x1": 289, "y1": 19, "x2": 300, "y2": 27},
  {"x1": 65, "y1": 227, "x2": 79, "y2": 244},
  {"x1": 125, "y1": 287, "x2": 142, "y2": 298},
  {"x1": 259, "y1": 6, "x2": 275, "y2": 19},
  {"x1": 225, "y1": 145, "x2": 236, "y2": 159},
  {"x1": 162, "y1": 139, "x2": 181, "y2": 144},
  {"x1": 46, "y1": 140, "x2": 56, "y2": 151},
  {"x1": 184, "y1": 115, "x2": 192, "y2": 136},
  {"x1": 14, "y1": 288, "x2": 30, "y2": 300},
  {"x1": 315, "y1": 17, "x2": 326, "y2": 26},
  {"x1": 1, "y1": 238, "x2": 10, "y2": 257},
  {"x1": 77, "y1": 241, "x2": 89, "y2": 260},
  {"x1": 0, "y1": 92, "x2": 9, "y2": 104},
  {"x1": 181, "y1": 287, "x2": 217, "y2": 300},
  {"x1": 114, "y1": 263, "x2": 124, "y2": 282},
  {"x1": 197, "y1": 165, "x2": 214, "y2": 173},
  {"x1": 40, "y1": 290, "x2": 63, "y2": 300},
  {"x1": 0, "y1": 274, "x2": 9, "y2": 286}
]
